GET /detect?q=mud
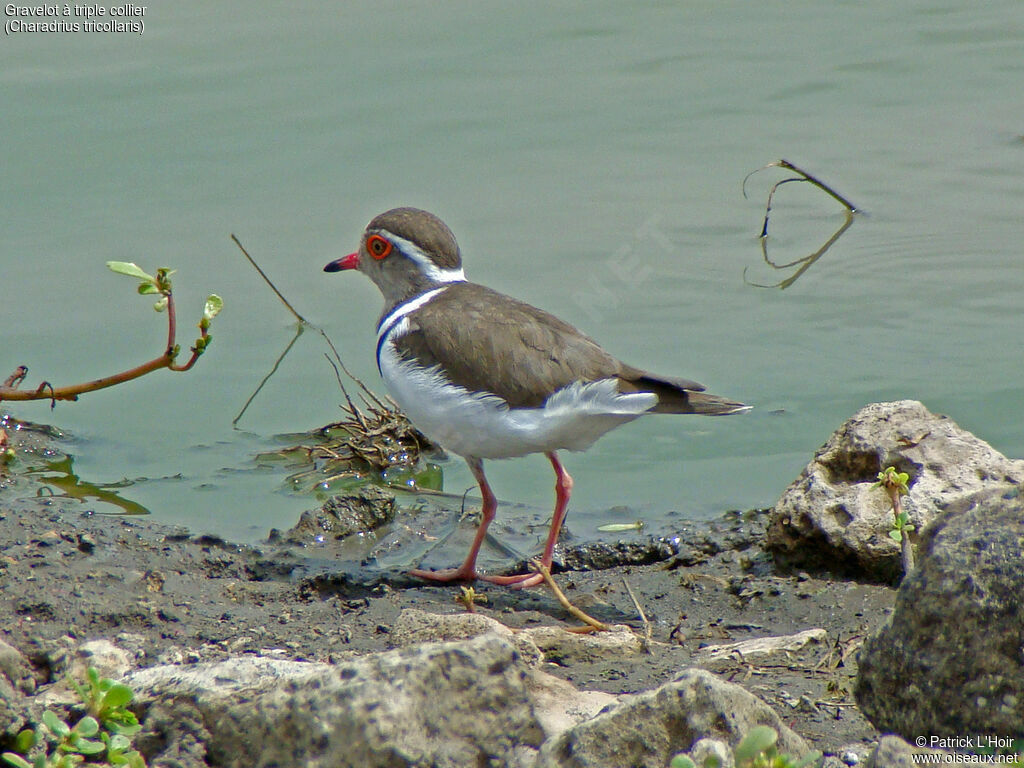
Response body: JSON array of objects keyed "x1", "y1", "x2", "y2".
[{"x1": 0, "y1": 420, "x2": 895, "y2": 761}]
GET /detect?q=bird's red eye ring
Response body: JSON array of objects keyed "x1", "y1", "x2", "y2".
[{"x1": 367, "y1": 234, "x2": 392, "y2": 260}]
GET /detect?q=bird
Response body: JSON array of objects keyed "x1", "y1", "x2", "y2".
[{"x1": 324, "y1": 207, "x2": 748, "y2": 588}]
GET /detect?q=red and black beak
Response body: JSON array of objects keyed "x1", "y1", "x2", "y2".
[{"x1": 324, "y1": 252, "x2": 360, "y2": 272}]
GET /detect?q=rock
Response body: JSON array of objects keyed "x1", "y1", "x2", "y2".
[
  {"x1": 0, "y1": 667, "x2": 27, "y2": 740},
  {"x1": 524, "y1": 669, "x2": 618, "y2": 741},
  {"x1": 0, "y1": 637, "x2": 34, "y2": 694},
  {"x1": 520, "y1": 624, "x2": 645, "y2": 665},
  {"x1": 855, "y1": 486, "x2": 1024, "y2": 738},
  {"x1": 71, "y1": 638, "x2": 134, "y2": 681},
  {"x1": 535, "y1": 668, "x2": 809, "y2": 768},
  {"x1": 0, "y1": 639, "x2": 34, "y2": 738},
  {"x1": 696, "y1": 628, "x2": 828, "y2": 663},
  {"x1": 766, "y1": 400, "x2": 1024, "y2": 581},
  {"x1": 391, "y1": 608, "x2": 544, "y2": 666},
  {"x1": 865, "y1": 735, "x2": 950, "y2": 767},
  {"x1": 391, "y1": 608, "x2": 644, "y2": 667},
  {"x1": 277, "y1": 486, "x2": 397, "y2": 544},
  {"x1": 36, "y1": 638, "x2": 135, "y2": 708},
  {"x1": 130, "y1": 634, "x2": 544, "y2": 768},
  {"x1": 688, "y1": 738, "x2": 734, "y2": 767}
]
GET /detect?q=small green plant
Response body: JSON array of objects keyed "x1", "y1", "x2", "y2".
[
  {"x1": 669, "y1": 726, "x2": 822, "y2": 768},
  {"x1": 874, "y1": 466, "x2": 915, "y2": 574},
  {"x1": 69, "y1": 667, "x2": 141, "y2": 737},
  {"x1": 2, "y1": 667, "x2": 145, "y2": 768}
]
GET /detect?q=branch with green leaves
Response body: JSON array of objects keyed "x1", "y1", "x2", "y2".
[
  {"x1": 875, "y1": 466, "x2": 915, "y2": 576},
  {"x1": 0, "y1": 262, "x2": 222, "y2": 406}
]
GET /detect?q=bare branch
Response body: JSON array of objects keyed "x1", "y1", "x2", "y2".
[{"x1": 1, "y1": 269, "x2": 217, "y2": 405}]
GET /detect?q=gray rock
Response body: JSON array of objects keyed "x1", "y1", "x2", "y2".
[
  {"x1": 767, "y1": 400, "x2": 1024, "y2": 581},
  {"x1": 276, "y1": 486, "x2": 397, "y2": 544},
  {"x1": 130, "y1": 634, "x2": 544, "y2": 768},
  {"x1": 688, "y1": 738, "x2": 734, "y2": 768},
  {"x1": 0, "y1": 674, "x2": 27, "y2": 740},
  {"x1": 0, "y1": 638, "x2": 31, "y2": 739},
  {"x1": 855, "y1": 486, "x2": 1024, "y2": 738},
  {"x1": 865, "y1": 735, "x2": 949, "y2": 767},
  {"x1": 535, "y1": 668, "x2": 809, "y2": 768},
  {"x1": 0, "y1": 637, "x2": 34, "y2": 693},
  {"x1": 71, "y1": 638, "x2": 134, "y2": 681}
]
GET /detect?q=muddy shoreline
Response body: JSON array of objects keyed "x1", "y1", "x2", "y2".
[{"x1": 0, "y1": 473, "x2": 895, "y2": 763}]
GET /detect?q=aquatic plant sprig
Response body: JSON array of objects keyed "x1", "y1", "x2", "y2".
[
  {"x1": 875, "y1": 465, "x2": 915, "y2": 576},
  {"x1": 0, "y1": 262, "x2": 222, "y2": 407}
]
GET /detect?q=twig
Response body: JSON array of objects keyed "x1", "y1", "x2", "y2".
[
  {"x1": 741, "y1": 159, "x2": 860, "y2": 290},
  {"x1": 231, "y1": 234, "x2": 308, "y2": 324},
  {"x1": 3, "y1": 367, "x2": 28, "y2": 388},
  {"x1": 886, "y1": 486, "x2": 916, "y2": 575},
  {"x1": 0, "y1": 291, "x2": 206, "y2": 406},
  {"x1": 531, "y1": 559, "x2": 610, "y2": 633},
  {"x1": 621, "y1": 576, "x2": 652, "y2": 651},
  {"x1": 744, "y1": 159, "x2": 858, "y2": 221},
  {"x1": 743, "y1": 158, "x2": 859, "y2": 240},
  {"x1": 232, "y1": 325, "x2": 304, "y2": 426},
  {"x1": 324, "y1": 354, "x2": 369, "y2": 432},
  {"x1": 230, "y1": 234, "x2": 392, "y2": 420}
]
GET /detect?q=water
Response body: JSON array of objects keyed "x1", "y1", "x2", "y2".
[{"x1": 2, "y1": 1, "x2": 1022, "y2": 546}]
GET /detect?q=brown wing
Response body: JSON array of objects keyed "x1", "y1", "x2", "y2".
[
  {"x1": 391, "y1": 283, "x2": 627, "y2": 408},
  {"x1": 391, "y1": 282, "x2": 747, "y2": 414}
]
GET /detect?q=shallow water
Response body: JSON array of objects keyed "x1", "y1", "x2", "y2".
[{"x1": 2, "y1": 1, "x2": 1022, "y2": 544}]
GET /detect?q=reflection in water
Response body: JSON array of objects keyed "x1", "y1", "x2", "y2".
[
  {"x1": 744, "y1": 211, "x2": 856, "y2": 289},
  {"x1": 742, "y1": 159, "x2": 861, "y2": 289},
  {"x1": 26, "y1": 455, "x2": 152, "y2": 516}
]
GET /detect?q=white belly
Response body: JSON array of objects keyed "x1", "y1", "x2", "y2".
[{"x1": 378, "y1": 323, "x2": 657, "y2": 460}]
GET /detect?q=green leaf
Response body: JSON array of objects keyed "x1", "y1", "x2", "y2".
[
  {"x1": 137, "y1": 282, "x2": 160, "y2": 295},
  {"x1": 106, "y1": 734, "x2": 131, "y2": 752},
  {"x1": 101, "y1": 683, "x2": 134, "y2": 710},
  {"x1": 153, "y1": 296, "x2": 169, "y2": 313},
  {"x1": 203, "y1": 294, "x2": 224, "y2": 321},
  {"x1": 596, "y1": 521, "x2": 644, "y2": 532},
  {"x1": 106, "y1": 722, "x2": 141, "y2": 738},
  {"x1": 13, "y1": 730, "x2": 35, "y2": 754},
  {"x1": 669, "y1": 757, "x2": 697, "y2": 768},
  {"x1": 734, "y1": 725, "x2": 778, "y2": 763},
  {"x1": 889, "y1": 529, "x2": 903, "y2": 543},
  {"x1": 106, "y1": 262, "x2": 155, "y2": 281},
  {"x1": 2, "y1": 753, "x2": 33, "y2": 768},
  {"x1": 74, "y1": 716, "x2": 100, "y2": 738},
  {"x1": 42, "y1": 710, "x2": 70, "y2": 738},
  {"x1": 71, "y1": 738, "x2": 105, "y2": 756}
]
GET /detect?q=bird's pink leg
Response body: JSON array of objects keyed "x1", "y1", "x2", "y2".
[
  {"x1": 409, "y1": 458, "x2": 496, "y2": 583},
  {"x1": 482, "y1": 451, "x2": 573, "y2": 588}
]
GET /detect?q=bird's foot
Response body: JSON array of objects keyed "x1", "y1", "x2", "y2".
[
  {"x1": 477, "y1": 571, "x2": 545, "y2": 589},
  {"x1": 408, "y1": 565, "x2": 478, "y2": 583},
  {"x1": 408, "y1": 566, "x2": 546, "y2": 589}
]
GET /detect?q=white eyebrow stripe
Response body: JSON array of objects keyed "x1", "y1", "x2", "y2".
[{"x1": 377, "y1": 229, "x2": 467, "y2": 284}]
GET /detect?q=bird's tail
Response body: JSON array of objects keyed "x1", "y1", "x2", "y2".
[
  {"x1": 678, "y1": 391, "x2": 751, "y2": 416},
  {"x1": 621, "y1": 372, "x2": 750, "y2": 415}
]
